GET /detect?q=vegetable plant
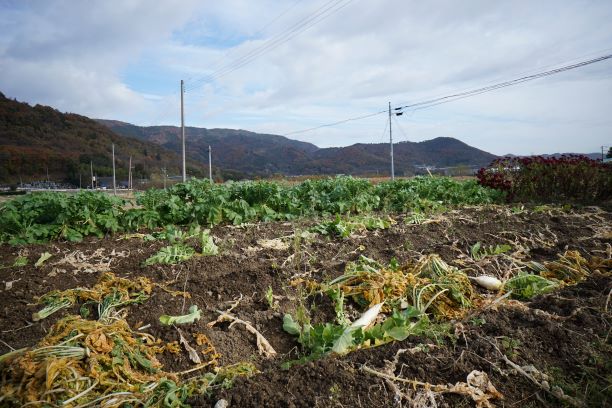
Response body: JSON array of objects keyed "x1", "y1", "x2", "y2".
[
  {"x1": 1, "y1": 176, "x2": 504, "y2": 245},
  {"x1": 159, "y1": 305, "x2": 202, "y2": 325}
]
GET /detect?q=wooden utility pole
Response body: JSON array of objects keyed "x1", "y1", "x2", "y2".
[
  {"x1": 208, "y1": 145, "x2": 213, "y2": 183},
  {"x1": 181, "y1": 79, "x2": 186, "y2": 182},
  {"x1": 388, "y1": 102, "x2": 395, "y2": 181},
  {"x1": 112, "y1": 143, "x2": 117, "y2": 195},
  {"x1": 128, "y1": 156, "x2": 132, "y2": 190},
  {"x1": 90, "y1": 161, "x2": 94, "y2": 189}
]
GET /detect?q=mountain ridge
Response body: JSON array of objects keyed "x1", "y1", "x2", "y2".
[
  {"x1": 97, "y1": 120, "x2": 498, "y2": 176},
  {"x1": 0, "y1": 93, "x2": 527, "y2": 185}
]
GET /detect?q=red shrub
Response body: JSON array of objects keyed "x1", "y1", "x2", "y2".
[{"x1": 477, "y1": 155, "x2": 612, "y2": 203}]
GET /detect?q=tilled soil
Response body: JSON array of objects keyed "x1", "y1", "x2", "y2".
[{"x1": 1, "y1": 205, "x2": 610, "y2": 407}]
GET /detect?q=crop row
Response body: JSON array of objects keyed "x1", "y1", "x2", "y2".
[{"x1": 0, "y1": 176, "x2": 502, "y2": 244}]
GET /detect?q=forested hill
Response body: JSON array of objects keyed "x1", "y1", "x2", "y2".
[
  {"x1": 0, "y1": 92, "x2": 498, "y2": 185},
  {"x1": 98, "y1": 120, "x2": 497, "y2": 176},
  {"x1": 0, "y1": 93, "x2": 203, "y2": 184}
]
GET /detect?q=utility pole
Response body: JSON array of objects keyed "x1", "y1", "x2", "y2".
[
  {"x1": 181, "y1": 79, "x2": 186, "y2": 182},
  {"x1": 112, "y1": 143, "x2": 117, "y2": 195},
  {"x1": 90, "y1": 161, "x2": 94, "y2": 189},
  {"x1": 128, "y1": 156, "x2": 132, "y2": 190},
  {"x1": 208, "y1": 145, "x2": 213, "y2": 184},
  {"x1": 388, "y1": 102, "x2": 395, "y2": 181}
]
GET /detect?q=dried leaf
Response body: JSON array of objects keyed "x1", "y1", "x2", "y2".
[
  {"x1": 448, "y1": 370, "x2": 503, "y2": 408},
  {"x1": 85, "y1": 330, "x2": 114, "y2": 353},
  {"x1": 257, "y1": 238, "x2": 289, "y2": 251},
  {"x1": 177, "y1": 328, "x2": 201, "y2": 364}
]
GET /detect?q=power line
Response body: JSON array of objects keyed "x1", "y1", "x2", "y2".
[
  {"x1": 392, "y1": 114, "x2": 409, "y2": 142},
  {"x1": 185, "y1": 0, "x2": 349, "y2": 91},
  {"x1": 392, "y1": 46, "x2": 612, "y2": 116},
  {"x1": 282, "y1": 52, "x2": 612, "y2": 136},
  {"x1": 283, "y1": 109, "x2": 386, "y2": 136},
  {"x1": 395, "y1": 53, "x2": 612, "y2": 112},
  {"x1": 147, "y1": 0, "x2": 305, "y2": 126},
  {"x1": 184, "y1": 0, "x2": 354, "y2": 92},
  {"x1": 183, "y1": 0, "x2": 303, "y2": 86},
  {"x1": 379, "y1": 116, "x2": 388, "y2": 143}
]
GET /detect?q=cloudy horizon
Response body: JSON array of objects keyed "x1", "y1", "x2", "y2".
[{"x1": 1, "y1": 0, "x2": 611, "y2": 155}]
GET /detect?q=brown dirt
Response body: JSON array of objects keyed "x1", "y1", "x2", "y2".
[{"x1": 1, "y1": 205, "x2": 610, "y2": 407}]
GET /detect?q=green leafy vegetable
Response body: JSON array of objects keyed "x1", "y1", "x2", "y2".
[
  {"x1": 145, "y1": 244, "x2": 195, "y2": 266},
  {"x1": 159, "y1": 305, "x2": 202, "y2": 325},
  {"x1": 13, "y1": 256, "x2": 28, "y2": 267},
  {"x1": 200, "y1": 229, "x2": 218, "y2": 256},
  {"x1": 34, "y1": 252, "x2": 52, "y2": 267},
  {"x1": 1, "y1": 177, "x2": 502, "y2": 245},
  {"x1": 283, "y1": 306, "x2": 435, "y2": 362},
  {"x1": 32, "y1": 298, "x2": 73, "y2": 321},
  {"x1": 311, "y1": 215, "x2": 392, "y2": 238},
  {"x1": 470, "y1": 242, "x2": 512, "y2": 260},
  {"x1": 282, "y1": 314, "x2": 301, "y2": 336},
  {"x1": 504, "y1": 273, "x2": 559, "y2": 299}
]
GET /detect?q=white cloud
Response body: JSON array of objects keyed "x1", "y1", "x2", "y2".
[{"x1": 0, "y1": 0, "x2": 203, "y2": 120}]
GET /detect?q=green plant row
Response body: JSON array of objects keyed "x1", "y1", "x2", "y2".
[{"x1": 0, "y1": 176, "x2": 503, "y2": 244}]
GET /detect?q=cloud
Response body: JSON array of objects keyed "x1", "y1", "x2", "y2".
[
  {"x1": 0, "y1": 0, "x2": 202, "y2": 120},
  {"x1": 1, "y1": 0, "x2": 611, "y2": 155}
]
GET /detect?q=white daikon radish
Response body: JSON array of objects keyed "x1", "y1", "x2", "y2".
[
  {"x1": 332, "y1": 302, "x2": 385, "y2": 354},
  {"x1": 469, "y1": 275, "x2": 503, "y2": 291},
  {"x1": 349, "y1": 302, "x2": 384, "y2": 329}
]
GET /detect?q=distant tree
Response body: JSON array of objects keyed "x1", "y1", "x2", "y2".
[
  {"x1": 607, "y1": 147, "x2": 612, "y2": 159},
  {"x1": 133, "y1": 163, "x2": 149, "y2": 179}
]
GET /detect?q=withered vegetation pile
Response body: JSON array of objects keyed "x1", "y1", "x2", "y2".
[{"x1": 0, "y1": 273, "x2": 254, "y2": 407}]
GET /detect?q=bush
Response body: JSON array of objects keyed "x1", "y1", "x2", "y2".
[{"x1": 477, "y1": 155, "x2": 612, "y2": 203}]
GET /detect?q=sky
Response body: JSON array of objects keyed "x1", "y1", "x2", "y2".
[{"x1": 1, "y1": 0, "x2": 611, "y2": 155}]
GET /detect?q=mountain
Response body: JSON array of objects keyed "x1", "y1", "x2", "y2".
[
  {"x1": 98, "y1": 121, "x2": 497, "y2": 176},
  {"x1": 304, "y1": 137, "x2": 496, "y2": 175},
  {"x1": 0, "y1": 93, "x2": 205, "y2": 185},
  {"x1": 97, "y1": 120, "x2": 320, "y2": 175},
  {"x1": 0, "y1": 93, "x2": 498, "y2": 186}
]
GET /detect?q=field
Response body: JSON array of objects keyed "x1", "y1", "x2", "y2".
[{"x1": 0, "y1": 175, "x2": 611, "y2": 407}]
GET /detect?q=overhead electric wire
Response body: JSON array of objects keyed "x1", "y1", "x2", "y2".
[
  {"x1": 184, "y1": 0, "x2": 354, "y2": 92},
  {"x1": 379, "y1": 118, "x2": 388, "y2": 143},
  {"x1": 184, "y1": 0, "x2": 349, "y2": 90},
  {"x1": 147, "y1": 0, "x2": 305, "y2": 126},
  {"x1": 396, "y1": 53, "x2": 612, "y2": 111},
  {"x1": 250, "y1": 0, "x2": 304, "y2": 42},
  {"x1": 183, "y1": 0, "x2": 303, "y2": 86},
  {"x1": 392, "y1": 114, "x2": 409, "y2": 142},
  {"x1": 284, "y1": 109, "x2": 386, "y2": 136},
  {"x1": 391, "y1": 46, "x2": 612, "y2": 116},
  {"x1": 282, "y1": 52, "x2": 612, "y2": 137}
]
